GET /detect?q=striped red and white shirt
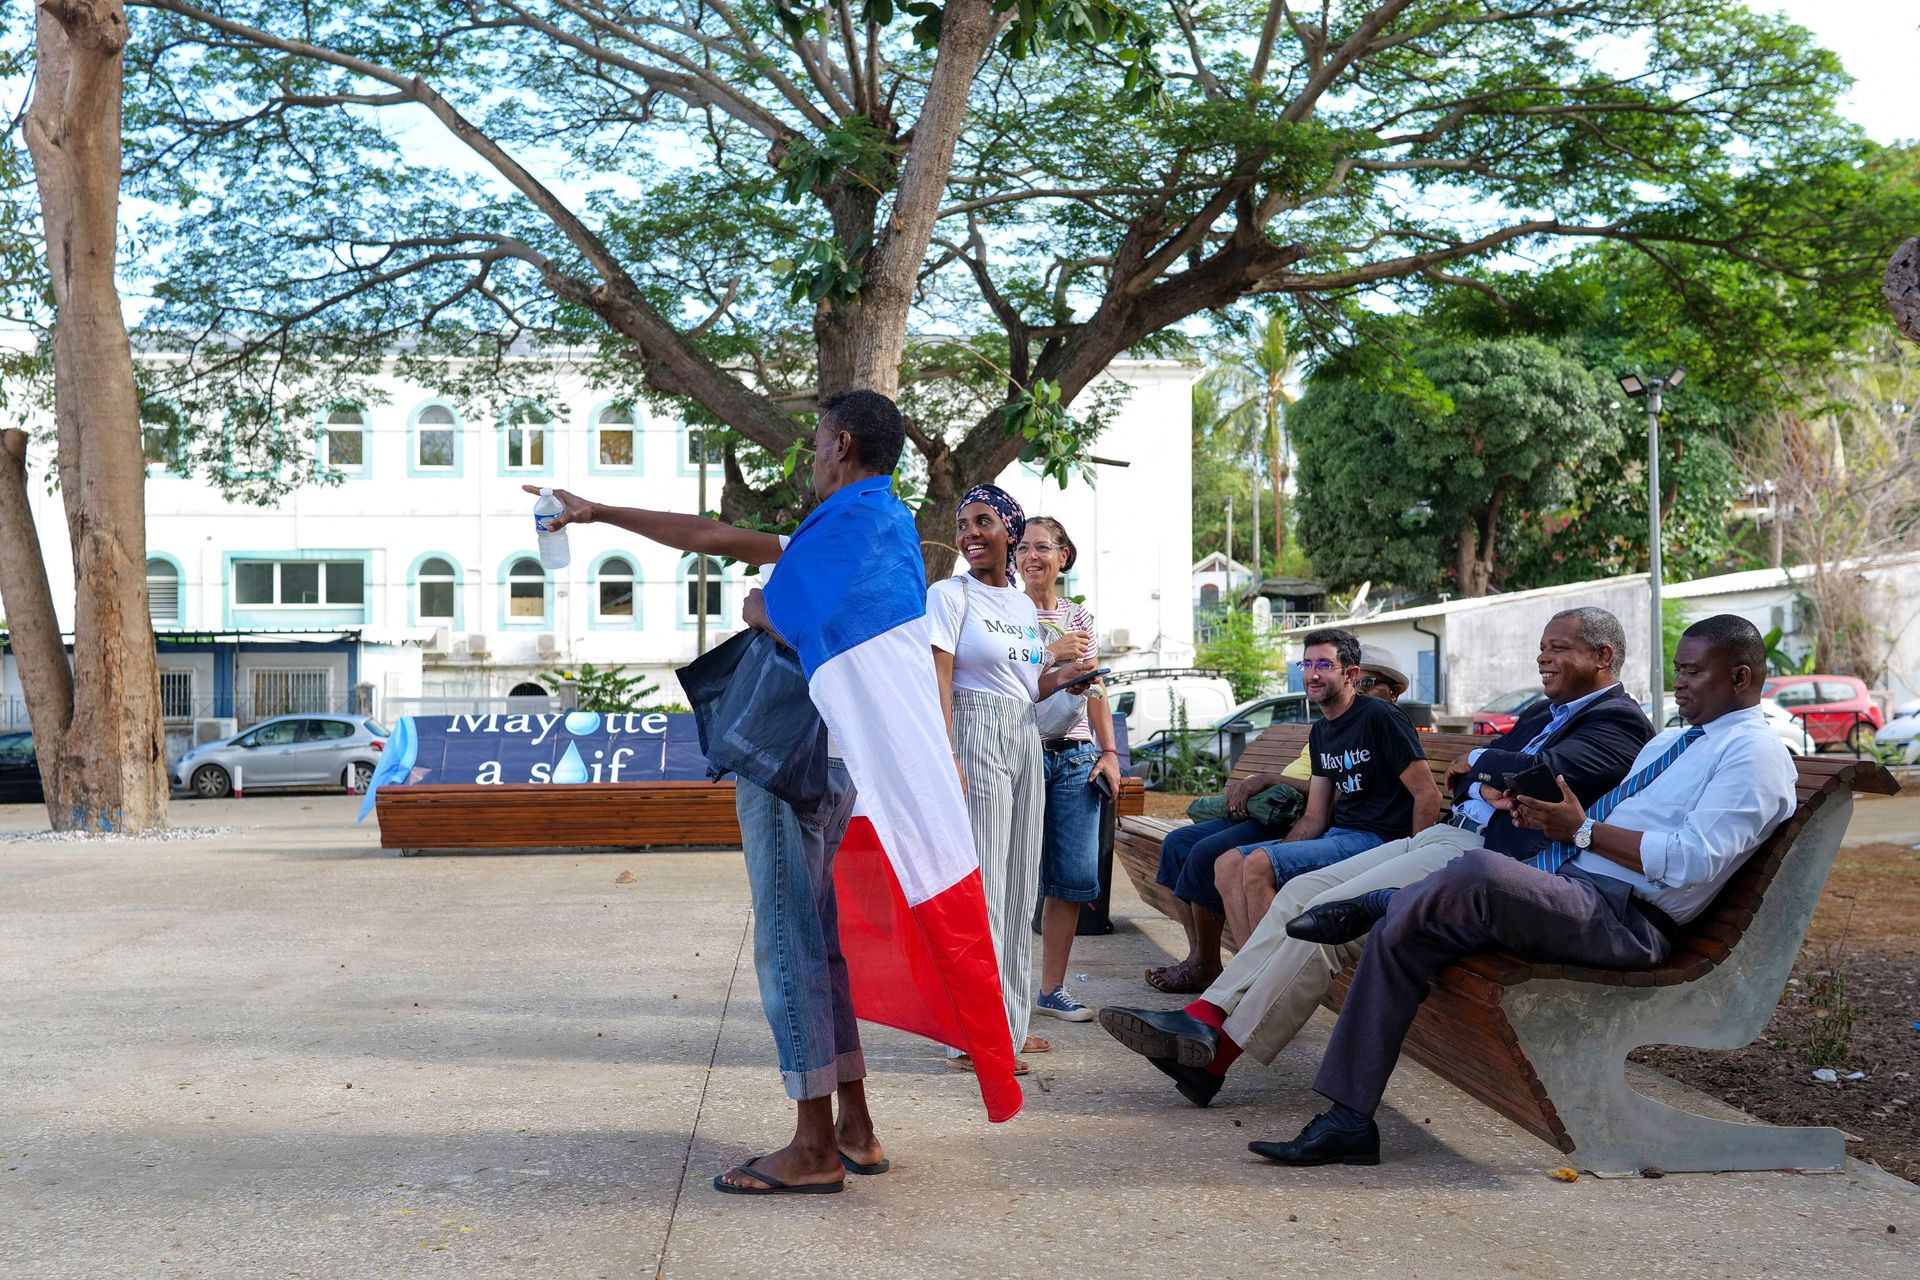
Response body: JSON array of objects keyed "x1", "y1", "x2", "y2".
[{"x1": 1035, "y1": 598, "x2": 1097, "y2": 743}]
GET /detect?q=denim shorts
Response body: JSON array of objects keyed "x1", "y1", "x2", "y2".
[
  {"x1": 1038, "y1": 742, "x2": 1103, "y2": 902},
  {"x1": 1243, "y1": 826, "x2": 1386, "y2": 890}
]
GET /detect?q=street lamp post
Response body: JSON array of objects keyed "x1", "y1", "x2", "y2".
[{"x1": 1617, "y1": 368, "x2": 1686, "y2": 715}]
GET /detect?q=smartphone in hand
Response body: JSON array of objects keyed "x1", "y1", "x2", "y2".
[{"x1": 1501, "y1": 762, "x2": 1562, "y2": 803}]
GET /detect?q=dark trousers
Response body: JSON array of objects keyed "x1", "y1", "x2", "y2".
[
  {"x1": 1314, "y1": 849, "x2": 1672, "y2": 1116},
  {"x1": 1156, "y1": 816, "x2": 1274, "y2": 915}
]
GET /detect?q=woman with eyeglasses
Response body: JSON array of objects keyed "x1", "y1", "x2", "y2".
[
  {"x1": 1014, "y1": 516, "x2": 1120, "y2": 1024},
  {"x1": 929, "y1": 485, "x2": 1099, "y2": 1074}
]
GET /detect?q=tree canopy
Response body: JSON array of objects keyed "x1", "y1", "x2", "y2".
[
  {"x1": 0, "y1": 1, "x2": 1893, "y2": 567},
  {"x1": 1292, "y1": 336, "x2": 1612, "y2": 595}
]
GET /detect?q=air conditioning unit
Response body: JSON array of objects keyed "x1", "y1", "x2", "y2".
[
  {"x1": 426, "y1": 627, "x2": 452, "y2": 655},
  {"x1": 193, "y1": 717, "x2": 238, "y2": 747},
  {"x1": 466, "y1": 633, "x2": 492, "y2": 660},
  {"x1": 537, "y1": 632, "x2": 562, "y2": 659},
  {"x1": 1108, "y1": 627, "x2": 1134, "y2": 650}
]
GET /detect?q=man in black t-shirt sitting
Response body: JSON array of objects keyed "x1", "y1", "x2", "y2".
[{"x1": 1212, "y1": 629, "x2": 1442, "y2": 955}]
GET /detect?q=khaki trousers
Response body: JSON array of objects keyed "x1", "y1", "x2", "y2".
[{"x1": 1201, "y1": 823, "x2": 1488, "y2": 1064}]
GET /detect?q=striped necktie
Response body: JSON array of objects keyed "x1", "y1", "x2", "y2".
[{"x1": 1528, "y1": 726, "x2": 1706, "y2": 873}]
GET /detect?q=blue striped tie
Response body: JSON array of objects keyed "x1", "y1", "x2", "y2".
[{"x1": 1529, "y1": 726, "x2": 1705, "y2": 873}]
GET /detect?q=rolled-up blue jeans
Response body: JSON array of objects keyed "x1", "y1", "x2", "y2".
[
  {"x1": 735, "y1": 762, "x2": 862, "y2": 1101},
  {"x1": 1242, "y1": 826, "x2": 1386, "y2": 890}
]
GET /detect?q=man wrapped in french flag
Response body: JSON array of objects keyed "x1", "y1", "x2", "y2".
[{"x1": 761, "y1": 417, "x2": 1024, "y2": 1127}]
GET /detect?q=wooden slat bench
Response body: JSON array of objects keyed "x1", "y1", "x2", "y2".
[
  {"x1": 1114, "y1": 722, "x2": 1900, "y2": 1175},
  {"x1": 378, "y1": 776, "x2": 1146, "y2": 853}
]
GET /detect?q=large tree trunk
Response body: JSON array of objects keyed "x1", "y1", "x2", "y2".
[
  {"x1": 7, "y1": 0, "x2": 168, "y2": 832},
  {"x1": 1889, "y1": 237, "x2": 1920, "y2": 346}
]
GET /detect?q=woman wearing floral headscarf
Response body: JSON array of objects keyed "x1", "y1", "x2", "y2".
[{"x1": 929, "y1": 483, "x2": 1097, "y2": 1073}]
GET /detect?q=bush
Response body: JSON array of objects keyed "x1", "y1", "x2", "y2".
[
  {"x1": 1197, "y1": 607, "x2": 1279, "y2": 702},
  {"x1": 540, "y1": 662, "x2": 662, "y2": 713}
]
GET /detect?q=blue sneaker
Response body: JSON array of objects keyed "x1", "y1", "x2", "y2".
[{"x1": 1035, "y1": 985, "x2": 1094, "y2": 1022}]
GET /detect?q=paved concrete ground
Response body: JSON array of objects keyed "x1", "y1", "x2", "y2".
[
  {"x1": 2, "y1": 795, "x2": 1915, "y2": 1280},
  {"x1": 1841, "y1": 789, "x2": 1920, "y2": 846}
]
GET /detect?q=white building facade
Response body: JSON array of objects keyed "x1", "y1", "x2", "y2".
[{"x1": 5, "y1": 356, "x2": 1197, "y2": 737}]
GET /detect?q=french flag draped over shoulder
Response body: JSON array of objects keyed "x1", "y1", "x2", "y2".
[{"x1": 762, "y1": 475, "x2": 1022, "y2": 1123}]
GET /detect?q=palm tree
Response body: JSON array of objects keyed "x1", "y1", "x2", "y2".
[{"x1": 1204, "y1": 316, "x2": 1296, "y2": 573}]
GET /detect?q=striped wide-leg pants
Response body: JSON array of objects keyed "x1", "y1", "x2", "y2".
[{"x1": 952, "y1": 687, "x2": 1046, "y2": 1054}]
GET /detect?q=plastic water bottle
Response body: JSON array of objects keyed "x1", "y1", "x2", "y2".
[{"x1": 534, "y1": 488, "x2": 570, "y2": 569}]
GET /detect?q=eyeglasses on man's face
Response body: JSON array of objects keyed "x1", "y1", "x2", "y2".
[
  {"x1": 1292, "y1": 658, "x2": 1349, "y2": 674},
  {"x1": 1355, "y1": 675, "x2": 1394, "y2": 692}
]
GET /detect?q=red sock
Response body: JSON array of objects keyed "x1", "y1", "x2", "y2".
[{"x1": 1183, "y1": 1000, "x2": 1243, "y2": 1076}]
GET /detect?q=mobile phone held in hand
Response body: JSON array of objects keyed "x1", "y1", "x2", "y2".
[
  {"x1": 1501, "y1": 762, "x2": 1562, "y2": 803},
  {"x1": 1090, "y1": 768, "x2": 1116, "y2": 801},
  {"x1": 1064, "y1": 666, "x2": 1112, "y2": 689}
]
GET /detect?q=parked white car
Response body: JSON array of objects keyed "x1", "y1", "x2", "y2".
[
  {"x1": 1107, "y1": 671, "x2": 1238, "y2": 748},
  {"x1": 1645, "y1": 697, "x2": 1814, "y2": 755},
  {"x1": 1875, "y1": 706, "x2": 1920, "y2": 766}
]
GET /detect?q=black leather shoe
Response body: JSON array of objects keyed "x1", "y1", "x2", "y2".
[
  {"x1": 1147, "y1": 1055, "x2": 1224, "y2": 1108},
  {"x1": 1285, "y1": 898, "x2": 1383, "y2": 946},
  {"x1": 1098, "y1": 1006, "x2": 1219, "y2": 1068},
  {"x1": 1248, "y1": 1113, "x2": 1380, "y2": 1166}
]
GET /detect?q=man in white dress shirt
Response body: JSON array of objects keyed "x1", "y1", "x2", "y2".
[{"x1": 1247, "y1": 614, "x2": 1798, "y2": 1167}]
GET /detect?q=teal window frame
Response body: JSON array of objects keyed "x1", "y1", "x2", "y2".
[
  {"x1": 408, "y1": 400, "x2": 464, "y2": 478},
  {"x1": 677, "y1": 552, "x2": 729, "y2": 630},
  {"x1": 141, "y1": 400, "x2": 190, "y2": 478},
  {"x1": 408, "y1": 551, "x2": 464, "y2": 630},
  {"x1": 316, "y1": 402, "x2": 373, "y2": 481},
  {"x1": 498, "y1": 400, "x2": 555, "y2": 479},
  {"x1": 221, "y1": 549, "x2": 372, "y2": 628},
  {"x1": 588, "y1": 551, "x2": 641, "y2": 630},
  {"x1": 678, "y1": 421, "x2": 726, "y2": 479},
  {"x1": 498, "y1": 553, "x2": 554, "y2": 630},
  {"x1": 587, "y1": 399, "x2": 642, "y2": 478},
  {"x1": 146, "y1": 552, "x2": 186, "y2": 630}
]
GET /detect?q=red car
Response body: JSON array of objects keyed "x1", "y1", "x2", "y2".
[
  {"x1": 1762, "y1": 675, "x2": 1882, "y2": 751},
  {"x1": 1470, "y1": 687, "x2": 1548, "y2": 736}
]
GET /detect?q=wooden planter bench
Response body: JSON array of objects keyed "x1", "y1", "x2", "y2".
[
  {"x1": 1113, "y1": 722, "x2": 1899, "y2": 1175},
  {"x1": 378, "y1": 776, "x2": 1146, "y2": 853}
]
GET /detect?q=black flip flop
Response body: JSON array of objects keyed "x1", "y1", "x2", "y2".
[
  {"x1": 712, "y1": 1156, "x2": 846, "y2": 1196},
  {"x1": 839, "y1": 1151, "x2": 891, "y2": 1176}
]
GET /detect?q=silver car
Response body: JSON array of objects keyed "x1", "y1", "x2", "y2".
[{"x1": 174, "y1": 714, "x2": 389, "y2": 798}]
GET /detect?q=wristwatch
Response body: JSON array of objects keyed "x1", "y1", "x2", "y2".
[{"x1": 1573, "y1": 818, "x2": 1595, "y2": 850}]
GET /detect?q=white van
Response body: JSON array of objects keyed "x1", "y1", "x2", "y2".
[{"x1": 1107, "y1": 670, "x2": 1238, "y2": 748}]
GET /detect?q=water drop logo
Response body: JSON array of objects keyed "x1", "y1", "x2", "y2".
[
  {"x1": 551, "y1": 742, "x2": 590, "y2": 784},
  {"x1": 563, "y1": 711, "x2": 603, "y2": 736}
]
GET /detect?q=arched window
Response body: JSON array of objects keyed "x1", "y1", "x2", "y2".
[
  {"x1": 594, "y1": 402, "x2": 636, "y2": 468},
  {"x1": 416, "y1": 404, "x2": 457, "y2": 470},
  {"x1": 323, "y1": 404, "x2": 367, "y2": 471},
  {"x1": 597, "y1": 556, "x2": 635, "y2": 620},
  {"x1": 507, "y1": 557, "x2": 547, "y2": 621},
  {"x1": 417, "y1": 556, "x2": 455, "y2": 622},
  {"x1": 684, "y1": 554, "x2": 724, "y2": 620},
  {"x1": 508, "y1": 682, "x2": 549, "y2": 698},
  {"x1": 1200, "y1": 582, "x2": 1220, "y2": 608},
  {"x1": 147, "y1": 557, "x2": 180, "y2": 627},
  {"x1": 504, "y1": 402, "x2": 549, "y2": 471}
]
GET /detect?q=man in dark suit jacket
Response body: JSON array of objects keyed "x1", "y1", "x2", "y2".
[{"x1": 1097, "y1": 608, "x2": 1655, "y2": 1108}]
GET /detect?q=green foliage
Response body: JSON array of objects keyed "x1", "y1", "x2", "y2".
[
  {"x1": 1196, "y1": 607, "x2": 1277, "y2": 703},
  {"x1": 1293, "y1": 338, "x2": 1613, "y2": 594},
  {"x1": 1761, "y1": 626, "x2": 1818, "y2": 677},
  {"x1": 1661, "y1": 598, "x2": 1690, "y2": 683},
  {"x1": 88, "y1": 0, "x2": 1920, "y2": 535},
  {"x1": 540, "y1": 662, "x2": 662, "y2": 714},
  {"x1": 1159, "y1": 696, "x2": 1224, "y2": 795}
]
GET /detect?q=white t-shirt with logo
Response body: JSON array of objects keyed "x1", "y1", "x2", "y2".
[{"x1": 926, "y1": 574, "x2": 1044, "y2": 703}]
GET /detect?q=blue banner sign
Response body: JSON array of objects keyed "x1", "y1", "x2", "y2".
[{"x1": 363, "y1": 708, "x2": 1133, "y2": 819}]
